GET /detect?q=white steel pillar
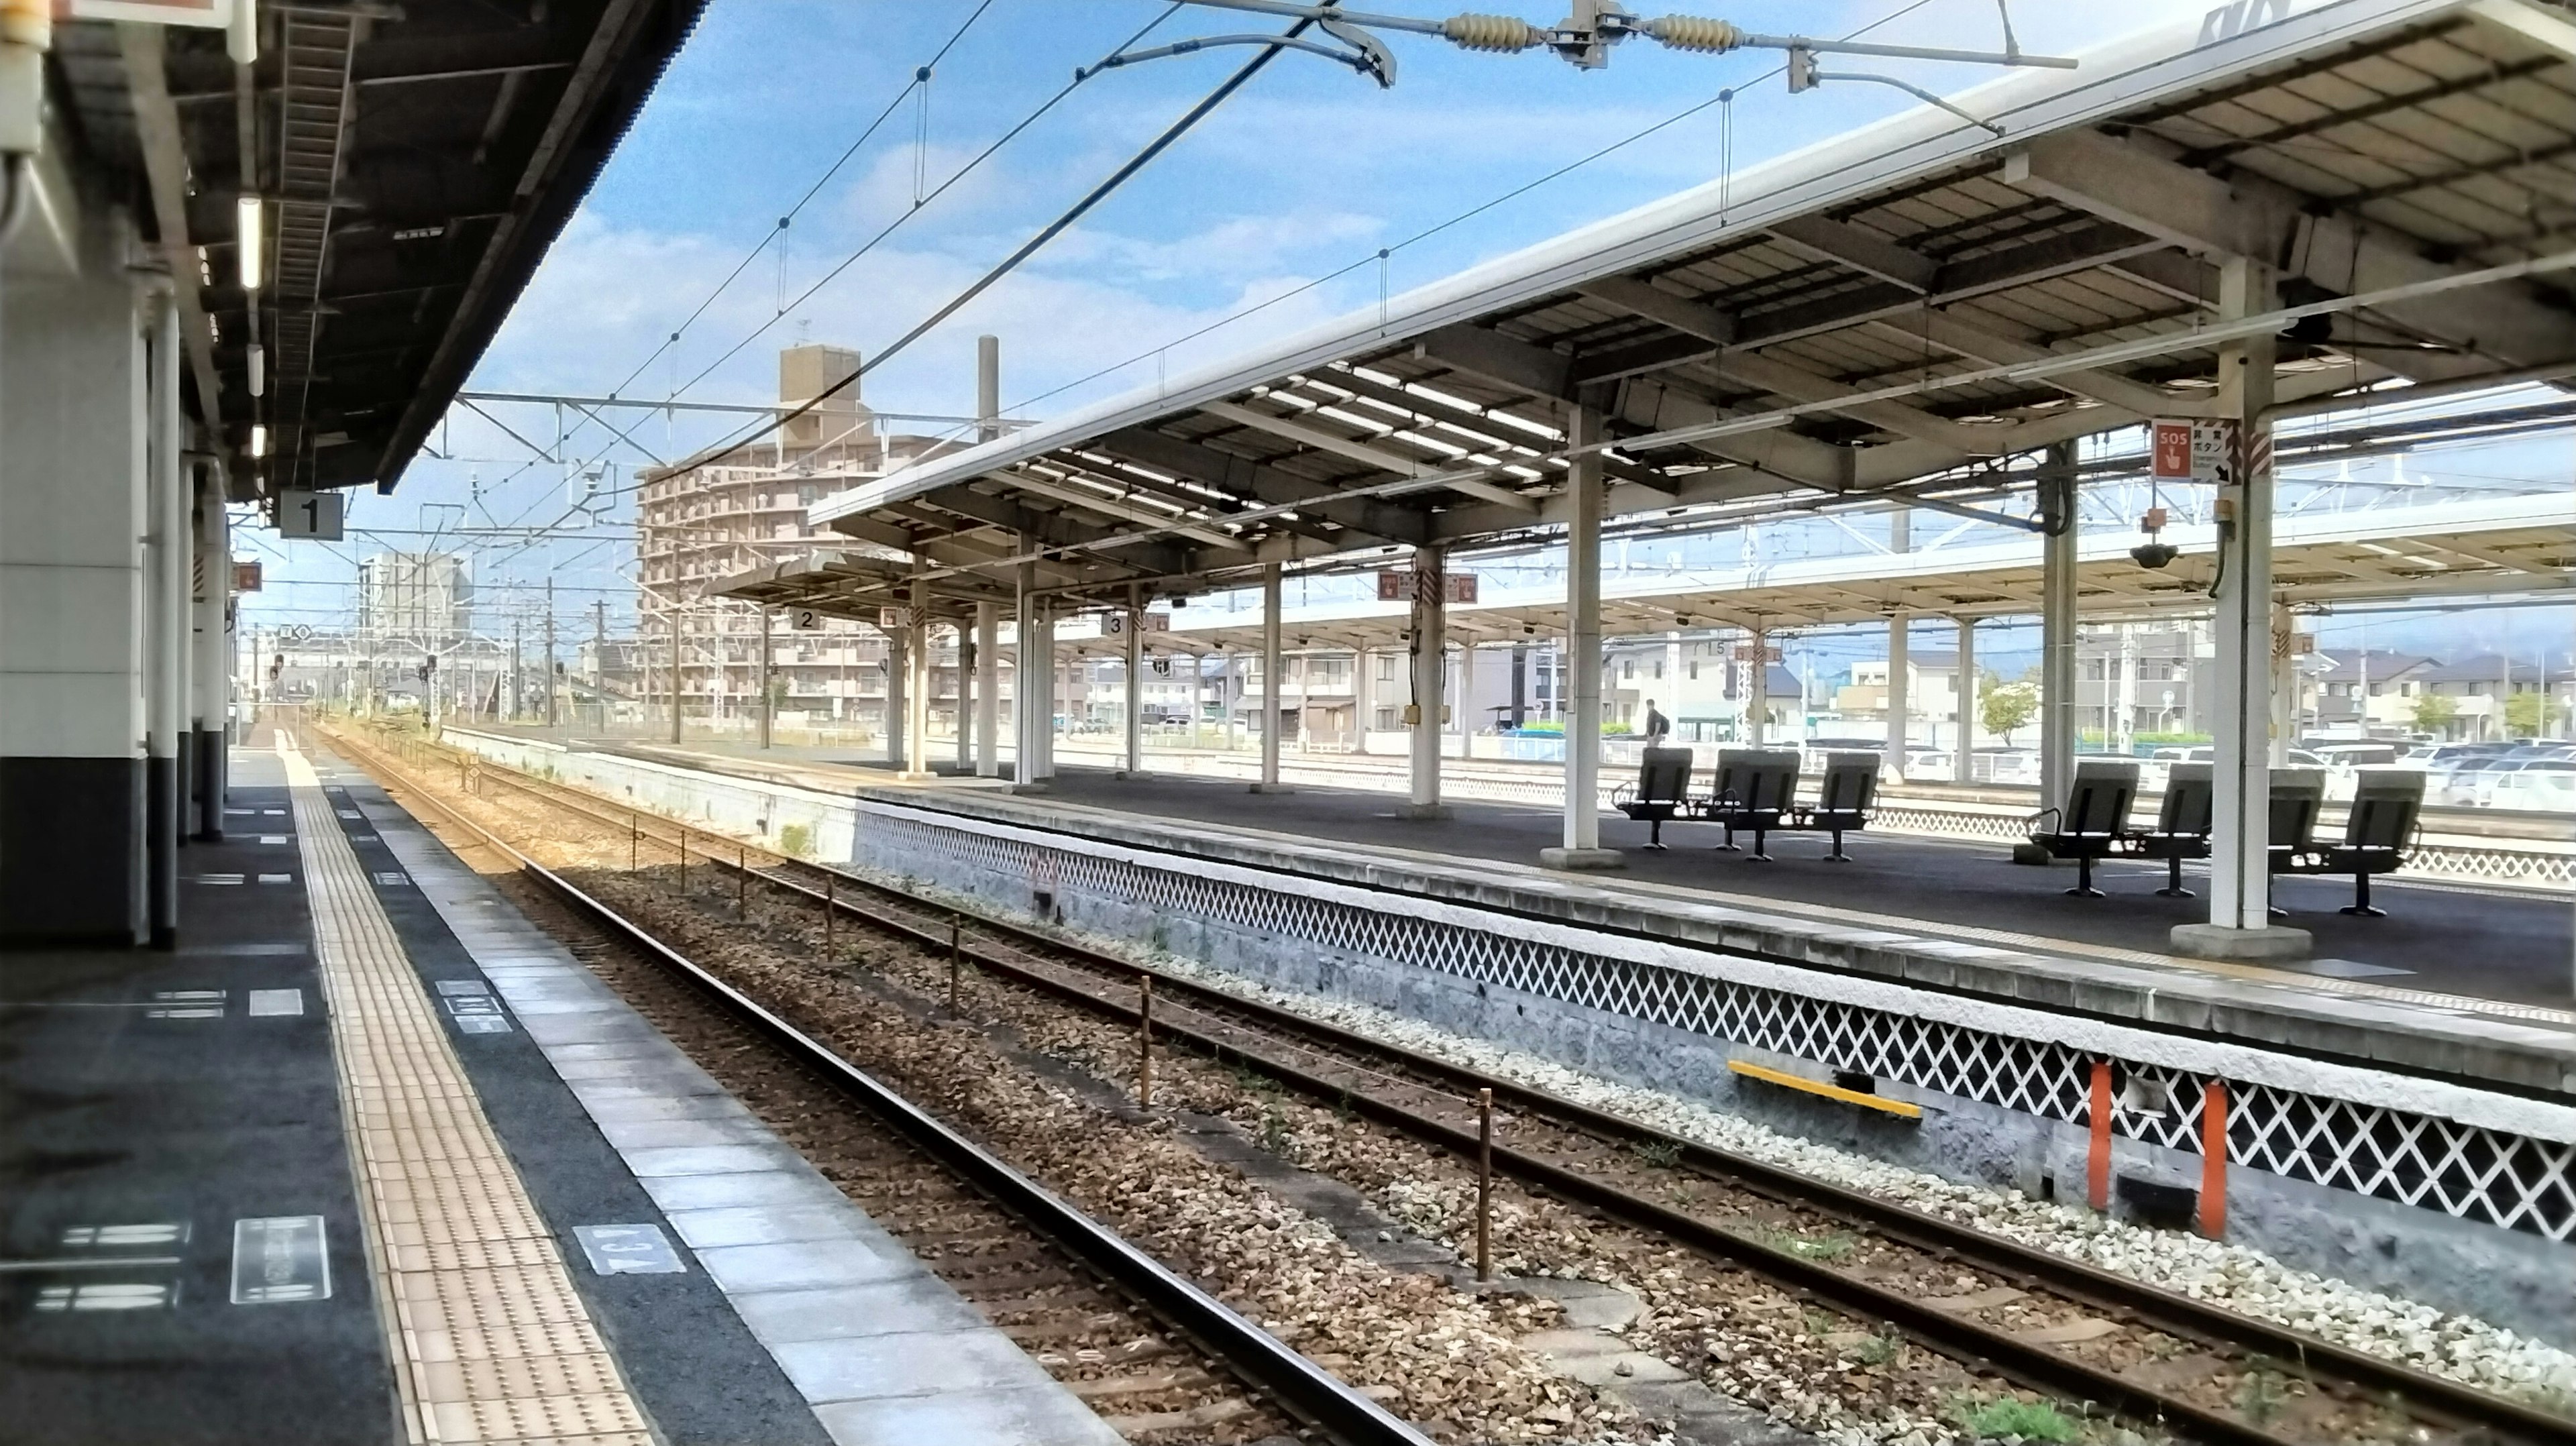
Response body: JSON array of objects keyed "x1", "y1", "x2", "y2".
[
  {"x1": 1013, "y1": 539, "x2": 1041, "y2": 788},
  {"x1": 1544, "y1": 404, "x2": 1618, "y2": 868},
  {"x1": 1746, "y1": 626, "x2": 1770, "y2": 746},
  {"x1": 1256, "y1": 563, "x2": 1285, "y2": 792},
  {"x1": 1405, "y1": 547, "x2": 1446, "y2": 816},
  {"x1": 906, "y1": 594, "x2": 931, "y2": 779},
  {"x1": 2179, "y1": 259, "x2": 2306, "y2": 958},
  {"x1": 146, "y1": 289, "x2": 185, "y2": 945},
  {"x1": 1884, "y1": 615, "x2": 1910, "y2": 779},
  {"x1": 193, "y1": 461, "x2": 231, "y2": 840},
  {"x1": 1122, "y1": 587, "x2": 1144, "y2": 776},
  {"x1": 884, "y1": 627, "x2": 906, "y2": 766},
  {"x1": 1882, "y1": 508, "x2": 1910, "y2": 780},
  {"x1": 975, "y1": 601, "x2": 1000, "y2": 777},
  {"x1": 952, "y1": 623, "x2": 971, "y2": 771},
  {"x1": 1454, "y1": 638, "x2": 1476, "y2": 759},
  {"x1": 2039, "y1": 443, "x2": 2079, "y2": 811},
  {"x1": 1032, "y1": 606, "x2": 1057, "y2": 782},
  {"x1": 757, "y1": 607, "x2": 774, "y2": 750},
  {"x1": 1352, "y1": 645, "x2": 1373, "y2": 755},
  {"x1": 1955, "y1": 617, "x2": 1978, "y2": 767},
  {"x1": 2270, "y1": 603, "x2": 2297, "y2": 767}
]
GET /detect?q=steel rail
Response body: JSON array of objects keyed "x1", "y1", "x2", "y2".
[
  {"x1": 384, "y1": 733, "x2": 2576, "y2": 1446},
  {"x1": 331, "y1": 729, "x2": 1436, "y2": 1446}
]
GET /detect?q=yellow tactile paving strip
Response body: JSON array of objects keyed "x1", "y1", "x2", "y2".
[{"x1": 282, "y1": 740, "x2": 655, "y2": 1446}]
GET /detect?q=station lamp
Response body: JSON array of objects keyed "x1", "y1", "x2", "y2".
[{"x1": 236, "y1": 194, "x2": 262, "y2": 291}]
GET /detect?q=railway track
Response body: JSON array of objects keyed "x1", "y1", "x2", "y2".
[
  {"x1": 359, "y1": 729, "x2": 2576, "y2": 1446},
  {"x1": 333, "y1": 728, "x2": 1432, "y2": 1446}
]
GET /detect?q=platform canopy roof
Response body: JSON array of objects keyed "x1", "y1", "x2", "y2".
[
  {"x1": 767, "y1": 0, "x2": 2576, "y2": 622},
  {"x1": 725, "y1": 490, "x2": 2575, "y2": 655},
  {"x1": 36, "y1": 0, "x2": 708, "y2": 499}
]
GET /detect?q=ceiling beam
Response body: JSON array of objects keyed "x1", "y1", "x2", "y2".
[
  {"x1": 1097, "y1": 426, "x2": 1427, "y2": 546},
  {"x1": 1203, "y1": 400, "x2": 1538, "y2": 512},
  {"x1": 1868, "y1": 314, "x2": 2210, "y2": 419},
  {"x1": 1702, "y1": 347, "x2": 1993, "y2": 453},
  {"x1": 1413, "y1": 323, "x2": 1576, "y2": 402},
  {"x1": 1006, "y1": 471, "x2": 1253, "y2": 552},
  {"x1": 1576, "y1": 275, "x2": 1737, "y2": 344},
  {"x1": 2004, "y1": 127, "x2": 2576, "y2": 379},
  {"x1": 1731, "y1": 221, "x2": 2167, "y2": 353},
  {"x1": 1301, "y1": 367, "x2": 1677, "y2": 494},
  {"x1": 1767, "y1": 213, "x2": 1937, "y2": 293}
]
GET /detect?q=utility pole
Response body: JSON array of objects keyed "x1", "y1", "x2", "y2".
[
  {"x1": 511, "y1": 618, "x2": 523, "y2": 723},
  {"x1": 758, "y1": 606, "x2": 774, "y2": 750},
  {"x1": 594, "y1": 598, "x2": 608, "y2": 730},
  {"x1": 669, "y1": 602, "x2": 685, "y2": 744},
  {"x1": 545, "y1": 578, "x2": 559, "y2": 729}
]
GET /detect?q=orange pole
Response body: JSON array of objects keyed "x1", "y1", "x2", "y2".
[
  {"x1": 2199, "y1": 1080, "x2": 2229, "y2": 1239},
  {"x1": 2087, "y1": 1060, "x2": 2113, "y2": 1211}
]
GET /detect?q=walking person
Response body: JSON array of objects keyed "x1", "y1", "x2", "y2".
[{"x1": 1642, "y1": 698, "x2": 1671, "y2": 743}]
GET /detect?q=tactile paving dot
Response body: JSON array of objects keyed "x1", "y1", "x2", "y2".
[{"x1": 282, "y1": 743, "x2": 650, "y2": 1443}]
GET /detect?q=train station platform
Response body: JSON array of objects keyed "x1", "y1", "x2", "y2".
[
  {"x1": 501, "y1": 732, "x2": 2576, "y2": 1101},
  {"x1": 0, "y1": 736, "x2": 1119, "y2": 1446}
]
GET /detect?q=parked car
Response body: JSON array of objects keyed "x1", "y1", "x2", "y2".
[
  {"x1": 2487, "y1": 760, "x2": 2576, "y2": 812},
  {"x1": 2438, "y1": 756, "x2": 2520, "y2": 808},
  {"x1": 2313, "y1": 742, "x2": 2405, "y2": 768}
]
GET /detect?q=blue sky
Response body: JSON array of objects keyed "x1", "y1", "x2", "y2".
[{"x1": 232, "y1": 0, "x2": 2565, "y2": 669}]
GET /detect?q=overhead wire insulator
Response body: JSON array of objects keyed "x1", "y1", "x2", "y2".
[
  {"x1": 1644, "y1": 15, "x2": 1742, "y2": 53},
  {"x1": 1442, "y1": 13, "x2": 1546, "y2": 52}
]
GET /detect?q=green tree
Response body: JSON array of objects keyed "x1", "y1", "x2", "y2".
[
  {"x1": 2504, "y1": 689, "x2": 2560, "y2": 738},
  {"x1": 2410, "y1": 691, "x2": 2459, "y2": 734},
  {"x1": 1982, "y1": 679, "x2": 2039, "y2": 746}
]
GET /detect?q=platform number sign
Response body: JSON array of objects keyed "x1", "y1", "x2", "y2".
[
  {"x1": 789, "y1": 608, "x2": 826, "y2": 632},
  {"x1": 275, "y1": 489, "x2": 344, "y2": 541}
]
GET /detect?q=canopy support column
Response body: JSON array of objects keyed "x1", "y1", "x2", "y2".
[
  {"x1": 1352, "y1": 645, "x2": 1373, "y2": 755},
  {"x1": 2178, "y1": 259, "x2": 2309, "y2": 960},
  {"x1": 1544, "y1": 402, "x2": 1620, "y2": 870},
  {"x1": 2039, "y1": 443, "x2": 2078, "y2": 813},
  {"x1": 1012, "y1": 539, "x2": 1046, "y2": 792},
  {"x1": 1883, "y1": 509, "x2": 1910, "y2": 781},
  {"x1": 1122, "y1": 586, "x2": 1144, "y2": 777},
  {"x1": 975, "y1": 602, "x2": 999, "y2": 777},
  {"x1": 1955, "y1": 617, "x2": 1978, "y2": 771},
  {"x1": 1747, "y1": 626, "x2": 1770, "y2": 746},
  {"x1": 1455, "y1": 638, "x2": 1476, "y2": 759},
  {"x1": 146, "y1": 290, "x2": 184, "y2": 948},
  {"x1": 1404, "y1": 547, "x2": 1447, "y2": 818},
  {"x1": 193, "y1": 460, "x2": 230, "y2": 840},
  {"x1": 1254, "y1": 563, "x2": 1287, "y2": 793},
  {"x1": 757, "y1": 606, "x2": 773, "y2": 750}
]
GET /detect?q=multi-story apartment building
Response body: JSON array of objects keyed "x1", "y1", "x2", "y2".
[
  {"x1": 635, "y1": 344, "x2": 968, "y2": 734},
  {"x1": 356, "y1": 551, "x2": 474, "y2": 652}
]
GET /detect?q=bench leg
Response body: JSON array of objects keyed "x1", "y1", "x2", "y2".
[
  {"x1": 1717, "y1": 824, "x2": 1739, "y2": 852},
  {"x1": 1823, "y1": 828, "x2": 1851, "y2": 863},
  {"x1": 2340, "y1": 870, "x2": 2386, "y2": 918},
  {"x1": 2155, "y1": 855, "x2": 2194, "y2": 899},
  {"x1": 1748, "y1": 828, "x2": 1772, "y2": 863},
  {"x1": 2065, "y1": 852, "x2": 2104, "y2": 899},
  {"x1": 1647, "y1": 817, "x2": 1666, "y2": 850}
]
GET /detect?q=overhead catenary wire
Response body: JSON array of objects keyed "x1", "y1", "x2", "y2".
[
  {"x1": 1006, "y1": 0, "x2": 1941, "y2": 423},
  {"x1": 478, "y1": 5, "x2": 1196, "y2": 557},
  {"x1": 494, "y1": 7, "x2": 1300, "y2": 569}
]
